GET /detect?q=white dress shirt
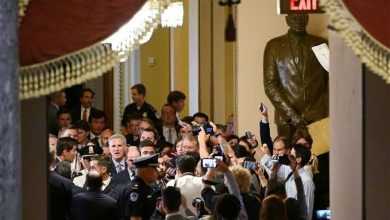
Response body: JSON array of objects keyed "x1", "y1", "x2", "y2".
[
  {"x1": 80, "y1": 107, "x2": 91, "y2": 121},
  {"x1": 260, "y1": 154, "x2": 315, "y2": 220},
  {"x1": 163, "y1": 125, "x2": 177, "y2": 144},
  {"x1": 102, "y1": 176, "x2": 111, "y2": 191},
  {"x1": 166, "y1": 173, "x2": 204, "y2": 214}
]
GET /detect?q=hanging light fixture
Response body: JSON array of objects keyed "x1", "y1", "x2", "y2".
[
  {"x1": 219, "y1": 0, "x2": 240, "y2": 42},
  {"x1": 101, "y1": 0, "x2": 163, "y2": 63},
  {"x1": 161, "y1": 0, "x2": 184, "y2": 28}
]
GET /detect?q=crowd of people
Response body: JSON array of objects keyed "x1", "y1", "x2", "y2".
[{"x1": 48, "y1": 83, "x2": 327, "y2": 220}]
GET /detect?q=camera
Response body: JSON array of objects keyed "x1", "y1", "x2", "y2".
[
  {"x1": 192, "y1": 197, "x2": 207, "y2": 218},
  {"x1": 271, "y1": 154, "x2": 290, "y2": 165},
  {"x1": 201, "y1": 158, "x2": 217, "y2": 168},
  {"x1": 192, "y1": 197, "x2": 204, "y2": 208},
  {"x1": 192, "y1": 121, "x2": 214, "y2": 136}
]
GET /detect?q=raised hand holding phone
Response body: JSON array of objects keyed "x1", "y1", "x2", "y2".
[{"x1": 259, "y1": 102, "x2": 268, "y2": 122}]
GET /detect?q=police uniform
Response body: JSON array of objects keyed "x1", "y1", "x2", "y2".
[
  {"x1": 118, "y1": 154, "x2": 159, "y2": 220},
  {"x1": 72, "y1": 143, "x2": 103, "y2": 180},
  {"x1": 122, "y1": 102, "x2": 160, "y2": 125}
]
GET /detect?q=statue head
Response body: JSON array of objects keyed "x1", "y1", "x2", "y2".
[{"x1": 286, "y1": 14, "x2": 309, "y2": 33}]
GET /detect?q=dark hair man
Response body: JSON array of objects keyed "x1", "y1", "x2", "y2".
[
  {"x1": 90, "y1": 155, "x2": 122, "y2": 200},
  {"x1": 166, "y1": 154, "x2": 203, "y2": 214},
  {"x1": 71, "y1": 88, "x2": 99, "y2": 122},
  {"x1": 192, "y1": 112, "x2": 209, "y2": 125},
  {"x1": 125, "y1": 115, "x2": 141, "y2": 146},
  {"x1": 162, "y1": 186, "x2": 196, "y2": 220},
  {"x1": 72, "y1": 120, "x2": 92, "y2": 148},
  {"x1": 167, "y1": 90, "x2": 186, "y2": 114},
  {"x1": 56, "y1": 108, "x2": 73, "y2": 137},
  {"x1": 140, "y1": 128, "x2": 159, "y2": 145},
  {"x1": 48, "y1": 145, "x2": 74, "y2": 220},
  {"x1": 70, "y1": 171, "x2": 119, "y2": 220},
  {"x1": 139, "y1": 139, "x2": 157, "y2": 156},
  {"x1": 259, "y1": 143, "x2": 315, "y2": 220},
  {"x1": 55, "y1": 137, "x2": 78, "y2": 164},
  {"x1": 88, "y1": 110, "x2": 107, "y2": 146},
  {"x1": 49, "y1": 90, "x2": 67, "y2": 135},
  {"x1": 122, "y1": 83, "x2": 159, "y2": 129},
  {"x1": 160, "y1": 104, "x2": 179, "y2": 145}
]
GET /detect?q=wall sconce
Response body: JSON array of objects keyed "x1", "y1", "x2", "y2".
[{"x1": 219, "y1": 0, "x2": 241, "y2": 42}]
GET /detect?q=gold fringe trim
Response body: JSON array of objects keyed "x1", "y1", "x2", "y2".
[
  {"x1": 321, "y1": 0, "x2": 390, "y2": 83},
  {"x1": 19, "y1": 0, "x2": 166, "y2": 100},
  {"x1": 18, "y1": 0, "x2": 30, "y2": 24}
]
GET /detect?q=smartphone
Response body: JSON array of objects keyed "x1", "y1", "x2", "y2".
[
  {"x1": 245, "y1": 131, "x2": 252, "y2": 139},
  {"x1": 259, "y1": 102, "x2": 264, "y2": 112},
  {"x1": 243, "y1": 161, "x2": 257, "y2": 170},
  {"x1": 316, "y1": 210, "x2": 331, "y2": 219},
  {"x1": 214, "y1": 155, "x2": 223, "y2": 161},
  {"x1": 201, "y1": 158, "x2": 218, "y2": 168}
]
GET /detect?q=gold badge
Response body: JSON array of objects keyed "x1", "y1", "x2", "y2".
[
  {"x1": 88, "y1": 146, "x2": 94, "y2": 154},
  {"x1": 143, "y1": 112, "x2": 147, "y2": 118}
]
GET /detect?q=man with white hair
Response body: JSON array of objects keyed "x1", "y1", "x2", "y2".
[{"x1": 108, "y1": 134, "x2": 127, "y2": 177}]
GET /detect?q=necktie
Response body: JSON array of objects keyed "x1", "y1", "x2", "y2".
[
  {"x1": 82, "y1": 109, "x2": 88, "y2": 121},
  {"x1": 116, "y1": 164, "x2": 123, "y2": 173},
  {"x1": 168, "y1": 128, "x2": 172, "y2": 143}
]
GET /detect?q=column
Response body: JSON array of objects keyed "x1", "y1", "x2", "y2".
[{"x1": 0, "y1": 1, "x2": 21, "y2": 220}]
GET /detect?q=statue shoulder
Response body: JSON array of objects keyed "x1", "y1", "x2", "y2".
[
  {"x1": 266, "y1": 34, "x2": 288, "y2": 45},
  {"x1": 307, "y1": 34, "x2": 328, "y2": 45}
]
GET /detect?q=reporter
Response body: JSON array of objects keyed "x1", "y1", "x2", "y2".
[
  {"x1": 201, "y1": 160, "x2": 249, "y2": 220},
  {"x1": 259, "y1": 144, "x2": 315, "y2": 220}
]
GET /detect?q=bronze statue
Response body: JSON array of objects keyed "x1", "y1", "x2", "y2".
[{"x1": 263, "y1": 14, "x2": 328, "y2": 139}]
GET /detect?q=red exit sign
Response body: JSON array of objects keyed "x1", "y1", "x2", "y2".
[{"x1": 277, "y1": 0, "x2": 324, "y2": 14}]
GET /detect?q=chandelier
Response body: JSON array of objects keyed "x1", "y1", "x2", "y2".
[{"x1": 161, "y1": 1, "x2": 184, "y2": 28}]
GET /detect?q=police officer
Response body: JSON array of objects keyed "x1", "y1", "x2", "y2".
[
  {"x1": 118, "y1": 154, "x2": 159, "y2": 220},
  {"x1": 122, "y1": 84, "x2": 160, "y2": 128}
]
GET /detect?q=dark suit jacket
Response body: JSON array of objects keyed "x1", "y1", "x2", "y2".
[
  {"x1": 49, "y1": 171, "x2": 73, "y2": 220},
  {"x1": 109, "y1": 159, "x2": 127, "y2": 177},
  {"x1": 49, "y1": 103, "x2": 59, "y2": 135},
  {"x1": 125, "y1": 134, "x2": 140, "y2": 147},
  {"x1": 157, "y1": 124, "x2": 179, "y2": 148},
  {"x1": 264, "y1": 30, "x2": 328, "y2": 125},
  {"x1": 71, "y1": 106, "x2": 99, "y2": 122},
  {"x1": 111, "y1": 169, "x2": 132, "y2": 185},
  {"x1": 70, "y1": 190, "x2": 119, "y2": 220},
  {"x1": 102, "y1": 179, "x2": 123, "y2": 200},
  {"x1": 259, "y1": 121, "x2": 273, "y2": 153}
]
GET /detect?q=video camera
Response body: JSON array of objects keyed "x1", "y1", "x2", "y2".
[{"x1": 192, "y1": 197, "x2": 208, "y2": 218}]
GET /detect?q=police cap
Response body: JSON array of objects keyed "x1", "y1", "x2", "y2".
[
  {"x1": 79, "y1": 143, "x2": 103, "y2": 158},
  {"x1": 133, "y1": 154, "x2": 159, "y2": 168}
]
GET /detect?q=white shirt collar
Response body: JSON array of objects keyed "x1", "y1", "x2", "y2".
[
  {"x1": 112, "y1": 158, "x2": 126, "y2": 168},
  {"x1": 102, "y1": 176, "x2": 111, "y2": 190}
]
